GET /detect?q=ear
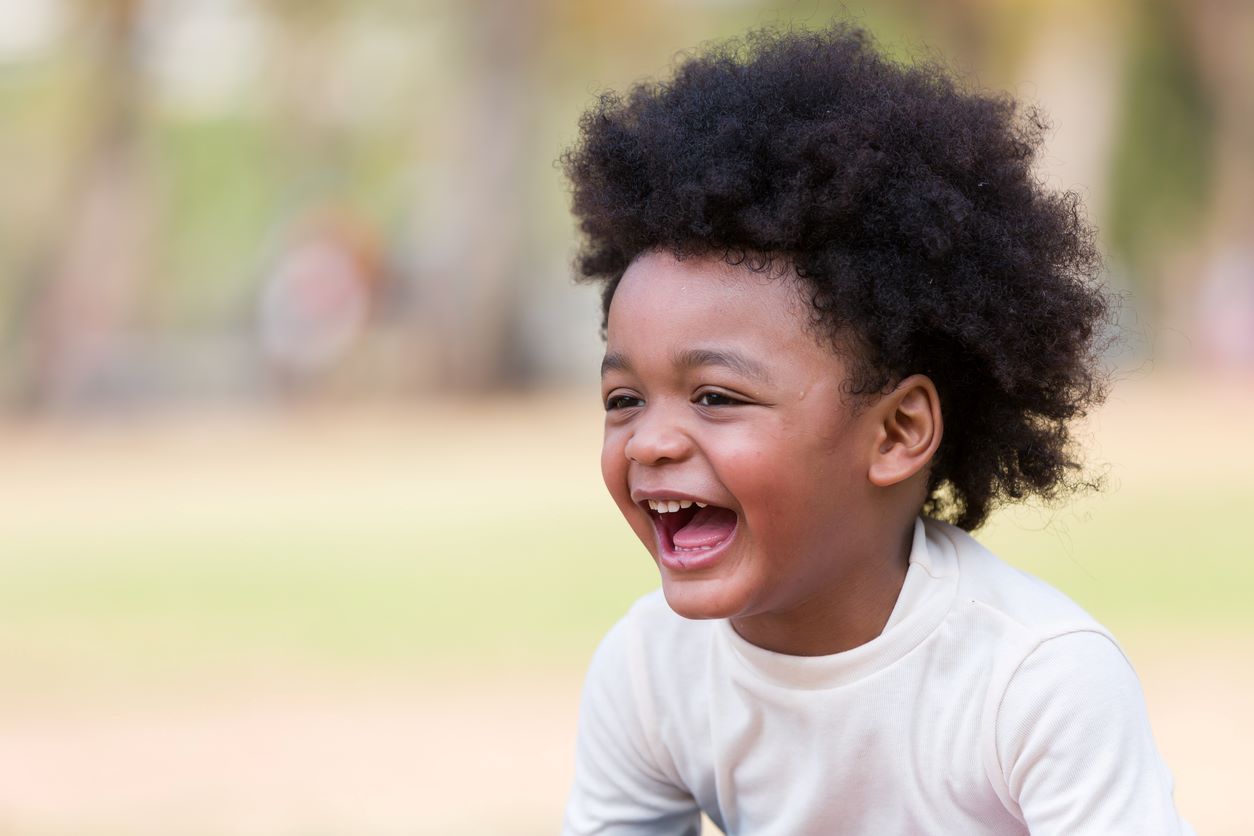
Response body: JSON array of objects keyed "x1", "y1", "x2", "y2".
[{"x1": 867, "y1": 374, "x2": 942, "y2": 488}]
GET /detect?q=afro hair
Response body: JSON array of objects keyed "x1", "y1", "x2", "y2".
[{"x1": 562, "y1": 24, "x2": 1112, "y2": 530}]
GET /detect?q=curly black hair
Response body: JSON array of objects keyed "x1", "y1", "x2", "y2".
[{"x1": 562, "y1": 24, "x2": 1112, "y2": 531}]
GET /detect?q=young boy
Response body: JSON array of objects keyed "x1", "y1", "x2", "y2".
[{"x1": 561, "y1": 25, "x2": 1191, "y2": 835}]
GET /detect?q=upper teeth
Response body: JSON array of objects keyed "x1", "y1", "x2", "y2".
[{"x1": 648, "y1": 499, "x2": 708, "y2": 513}]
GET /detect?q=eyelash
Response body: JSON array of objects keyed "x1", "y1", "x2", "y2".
[
  {"x1": 605, "y1": 394, "x2": 643, "y2": 411},
  {"x1": 696, "y1": 391, "x2": 744, "y2": 407},
  {"x1": 604, "y1": 391, "x2": 746, "y2": 411}
]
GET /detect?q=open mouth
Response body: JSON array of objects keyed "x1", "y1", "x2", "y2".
[{"x1": 646, "y1": 499, "x2": 739, "y2": 562}]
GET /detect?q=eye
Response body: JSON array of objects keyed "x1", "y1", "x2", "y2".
[
  {"x1": 605, "y1": 393, "x2": 644, "y2": 411},
  {"x1": 695, "y1": 391, "x2": 745, "y2": 407}
]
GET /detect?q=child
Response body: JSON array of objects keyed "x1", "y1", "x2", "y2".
[{"x1": 561, "y1": 25, "x2": 1191, "y2": 835}]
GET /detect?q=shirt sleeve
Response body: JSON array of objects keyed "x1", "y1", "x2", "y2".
[
  {"x1": 994, "y1": 630, "x2": 1193, "y2": 836},
  {"x1": 562, "y1": 615, "x2": 702, "y2": 836}
]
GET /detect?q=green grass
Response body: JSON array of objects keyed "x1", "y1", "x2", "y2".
[
  {"x1": 983, "y1": 487, "x2": 1254, "y2": 634},
  {"x1": 1, "y1": 477, "x2": 1249, "y2": 691},
  {"x1": 0, "y1": 506, "x2": 656, "y2": 685}
]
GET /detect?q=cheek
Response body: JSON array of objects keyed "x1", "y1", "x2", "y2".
[
  {"x1": 600, "y1": 437, "x2": 624, "y2": 492},
  {"x1": 723, "y1": 429, "x2": 856, "y2": 523},
  {"x1": 716, "y1": 442, "x2": 788, "y2": 520},
  {"x1": 600, "y1": 433, "x2": 657, "y2": 551},
  {"x1": 600, "y1": 430, "x2": 637, "y2": 514}
]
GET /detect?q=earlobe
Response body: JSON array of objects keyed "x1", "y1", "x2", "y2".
[{"x1": 867, "y1": 375, "x2": 942, "y2": 488}]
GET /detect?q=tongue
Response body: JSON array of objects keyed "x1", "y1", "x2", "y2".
[{"x1": 672, "y1": 506, "x2": 737, "y2": 549}]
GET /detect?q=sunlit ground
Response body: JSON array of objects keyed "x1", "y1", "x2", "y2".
[{"x1": 0, "y1": 373, "x2": 1250, "y2": 835}]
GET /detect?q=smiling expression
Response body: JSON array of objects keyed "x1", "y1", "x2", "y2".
[{"x1": 600, "y1": 250, "x2": 887, "y2": 625}]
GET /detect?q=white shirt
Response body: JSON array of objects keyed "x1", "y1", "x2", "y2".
[{"x1": 563, "y1": 518, "x2": 1191, "y2": 835}]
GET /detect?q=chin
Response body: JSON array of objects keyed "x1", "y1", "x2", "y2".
[{"x1": 658, "y1": 575, "x2": 750, "y2": 621}]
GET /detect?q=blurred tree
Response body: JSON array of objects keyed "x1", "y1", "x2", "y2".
[
  {"x1": 1107, "y1": 0, "x2": 1214, "y2": 292},
  {"x1": 405, "y1": 0, "x2": 546, "y2": 390},
  {"x1": 1106, "y1": 0, "x2": 1254, "y2": 365},
  {"x1": 2, "y1": 0, "x2": 1247, "y2": 411},
  {"x1": 1182, "y1": 0, "x2": 1254, "y2": 366},
  {"x1": 10, "y1": 0, "x2": 155, "y2": 409}
]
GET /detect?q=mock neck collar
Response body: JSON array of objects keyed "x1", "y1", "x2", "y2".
[{"x1": 717, "y1": 518, "x2": 960, "y2": 690}]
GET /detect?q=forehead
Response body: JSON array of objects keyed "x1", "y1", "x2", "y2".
[{"x1": 607, "y1": 251, "x2": 810, "y2": 343}]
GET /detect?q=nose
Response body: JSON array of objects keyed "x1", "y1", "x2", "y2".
[{"x1": 623, "y1": 407, "x2": 692, "y2": 465}]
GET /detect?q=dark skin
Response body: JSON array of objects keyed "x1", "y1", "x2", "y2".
[
  {"x1": 731, "y1": 377, "x2": 942, "y2": 656},
  {"x1": 601, "y1": 251, "x2": 943, "y2": 657}
]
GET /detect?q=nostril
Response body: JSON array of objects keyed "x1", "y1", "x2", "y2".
[{"x1": 624, "y1": 428, "x2": 690, "y2": 465}]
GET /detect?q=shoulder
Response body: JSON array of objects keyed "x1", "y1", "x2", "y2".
[
  {"x1": 926, "y1": 518, "x2": 1108, "y2": 639},
  {"x1": 993, "y1": 629, "x2": 1142, "y2": 754},
  {"x1": 925, "y1": 521, "x2": 1189, "y2": 831},
  {"x1": 927, "y1": 519, "x2": 1129, "y2": 712},
  {"x1": 595, "y1": 588, "x2": 703, "y2": 651},
  {"x1": 576, "y1": 591, "x2": 690, "y2": 773},
  {"x1": 567, "y1": 590, "x2": 708, "y2": 832},
  {"x1": 613, "y1": 588, "x2": 715, "y2": 647},
  {"x1": 988, "y1": 630, "x2": 1189, "y2": 832},
  {"x1": 586, "y1": 589, "x2": 716, "y2": 695}
]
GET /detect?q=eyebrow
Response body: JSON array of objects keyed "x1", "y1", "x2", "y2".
[
  {"x1": 600, "y1": 348, "x2": 771, "y2": 383},
  {"x1": 600, "y1": 352, "x2": 632, "y2": 377}
]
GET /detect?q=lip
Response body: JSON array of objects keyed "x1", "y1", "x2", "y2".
[{"x1": 631, "y1": 487, "x2": 739, "y2": 572}]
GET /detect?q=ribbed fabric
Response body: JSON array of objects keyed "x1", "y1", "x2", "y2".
[{"x1": 563, "y1": 518, "x2": 1193, "y2": 836}]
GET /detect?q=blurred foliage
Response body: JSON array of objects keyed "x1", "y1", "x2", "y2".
[
  {"x1": 1107, "y1": 0, "x2": 1213, "y2": 286},
  {"x1": 150, "y1": 117, "x2": 277, "y2": 323},
  {"x1": 0, "y1": 0, "x2": 1248, "y2": 408}
]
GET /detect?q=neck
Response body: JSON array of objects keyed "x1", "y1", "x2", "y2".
[{"x1": 729, "y1": 519, "x2": 915, "y2": 656}]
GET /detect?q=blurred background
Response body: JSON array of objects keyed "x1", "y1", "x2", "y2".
[{"x1": 0, "y1": 0, "x2": 1251, "y2": 833}]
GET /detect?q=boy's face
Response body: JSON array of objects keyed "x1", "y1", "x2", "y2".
[{"x1": 601, "y1": 250, "x2": 884, "y2": 625}]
